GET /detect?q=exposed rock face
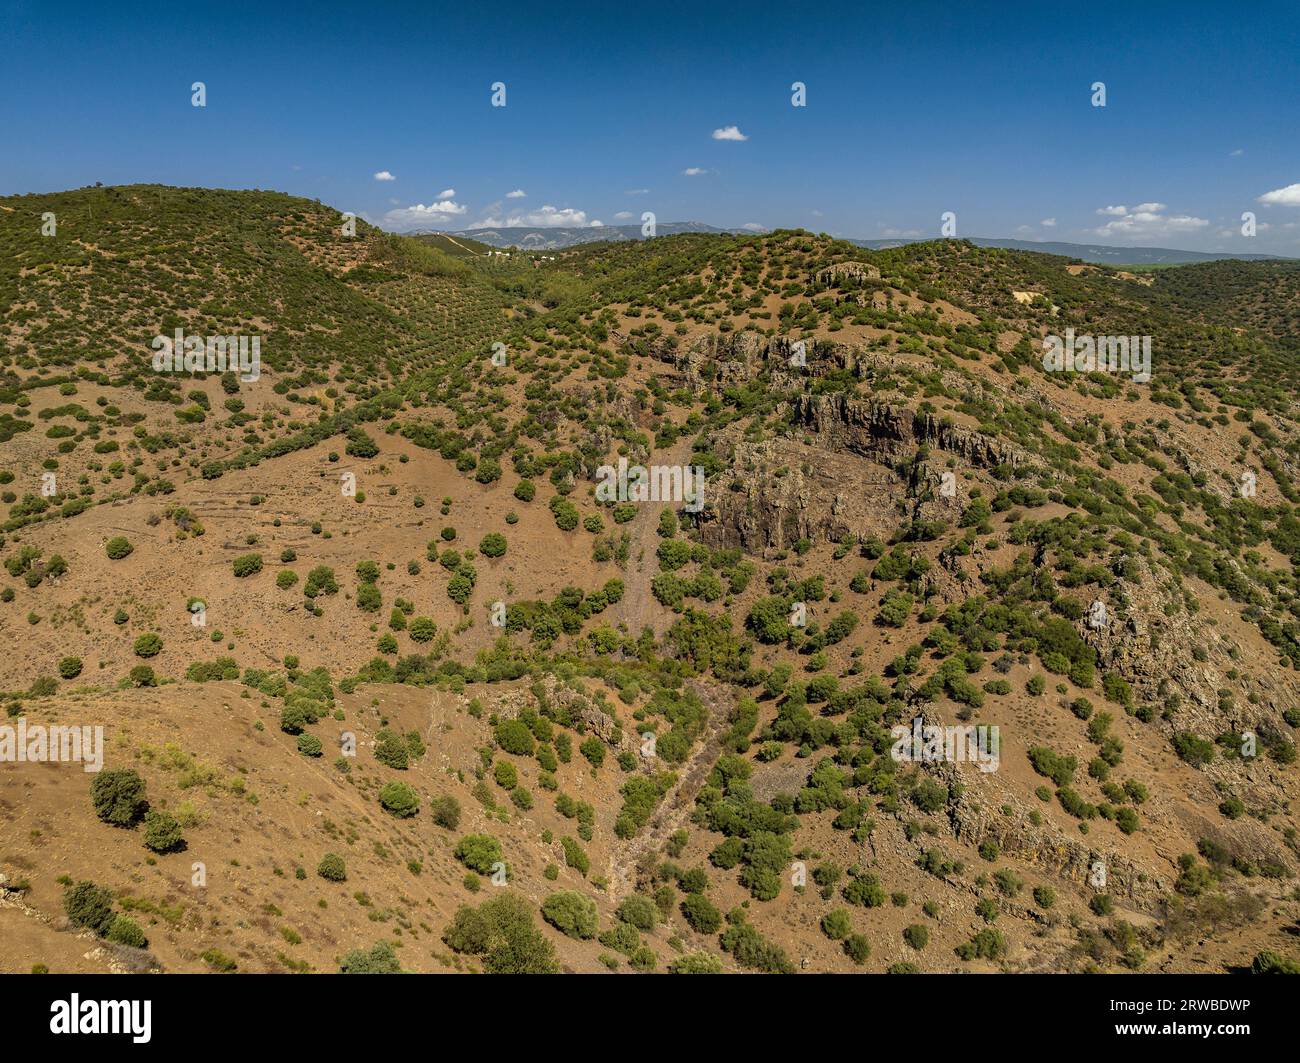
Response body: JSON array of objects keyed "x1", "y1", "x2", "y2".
[
  {"x1": 694, "y1": 436, "x2": 905, "y2": 553},
  {"x1": 616, "y1": 329, "x2": 854, "y2": 391},
  {"x1": 792, "y1": 394, "x2": 1028, "y2": 470},
  {"x1": 947, "y1": 781, "x2": 1165, "y2": 907},
  {"x1": 816, "y1": 262, "x2": 880, "y2": 285},
  {"x1": 493, "y1": 674, "x2": 627, "y2": 749}
]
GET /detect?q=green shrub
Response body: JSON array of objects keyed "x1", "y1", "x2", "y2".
[
  {"x1": 408, "y1": 617, "x2": 436, "y2": 642},
  {"x1": 104, "y1": 536, "x2": 133, "y2": 561},
  {"x1": 200, "y1": 949, "x2": 238, "y2": 973},
  {"x1": 107, "y1": 915, "x2": 147, "y2": 948},
  {"x1": 616, "y1": 894, "x2": 658, "y2": 932},
  {"x1": 680, "y1": 893, "x2": 722, "y2": 934},
  {"x1": 232, "y1": 553, "x2": 263, "y2": 578},
  {"x1": 339, "y1": 940, "x2": 401, "y2": 973},
  {"x1": 132, "y1": 633, "x2": 163, "y2": 658},
  {"x1": 455, "y1": 834, "x2": 503, "y2": 874},
  {"x1": 379, "y1": 781, "x2": 419, "y2": 817},
  {"x1": 479, "y1": 533, "x2": 507, "y2": 558},
  {"x1": 495, "y1": 719, "x2": 535, "y2": 756},
  {"x1": 64, "y1": 881, "x2": 115, "y2": 935},
  {"x1": 143, "y1": 810, "x2": 184, "y2": 853},
  {"x1": 374, "y1": 730, "x2": 410, "y2": 769},
  {"x1": 430, "y1": 794, "x2": 461, "y2": 829},
  {"x1": 540, "y1": 891, "x2": 598, "y2": 939},
  {"x1": 317, "y1": 853, "x2": 347, "y2": 881},
  {"x1": 90, "y1": 768, "x2": 147, "y2": 827},
  {"x1": 821, "y1": 909, "x2": 852, "y2": 940},
  {"x1": 669, "y1": 951, "x2": 724, "y2": 973},
  {"x1": 442, "y1": 893, "x2": 556, "y2": 974},
  {"x1": 843, "y1": 933, "x2": 871, "y2": 965}
]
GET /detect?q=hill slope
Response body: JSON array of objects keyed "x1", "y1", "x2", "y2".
[{"x1": 2, "y1": 188, "x2": 1299, "y2": 976}]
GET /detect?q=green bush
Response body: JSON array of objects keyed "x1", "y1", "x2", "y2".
[
  {"x1": 430, "y1": 794, "x2": 461, "y2": 829},
  {"x1": 442, "y1": 893, "x2": 557, "y2": 974},
  {"x1": 339, "y1": 940, "x2": 401, "y2": 973},
  {"x1": 104, "y1": 536, "x2": 133, "y2": 560},
  {"x1": 408, "y1": 617, "x2": 436, "y2": 642},
  {"x1": 843, "y1": 933, "x2": 871, "y2": 965},
  {"x1": 455, "y1": 834, "x2": 503, "y2": 874},
  {"x1": 540, "y1": 891, "x2": 598, "y2": 939},
  {"x1": 64, "y1": 881, "x2": 116, "y2": 935},
  {"x1": 374, "y1": 729, "x2": 409, "y2": 769},
  {"x1": 669, "y1": 951, "x2": 724, "y2": 973},
  {"x1": 132, "y1": 632, "x2": 163, "y2": 658},
  {"x1": 479, "y1": 533, "x2": 507, "y2": 558},
  {"x1": 58, "y1": 656, "x2": 83, "y2": 679},
  {"x1": 680, "y1": 893, "x2": 722, "y2": 934},
  {"x1": 379, "y1": 781, "x2": 419, "y2": 817},
  {"x1": 232, "y1": 553, "x2": 263, "y2": 578},
  {"x1": 317, "y1": 853, "x2": 347, "y2": 881},
  {"x1": 821, "y1": 909, "x2": 852, "y2": 940},
  {"x1": 616, "y1": 894, "x2": 658, "y2": 931},
  {"x1": 495, "y1": 719, "x2": 535, "y2": 756},
  {"x1": 143, "y1": 810, "x2": 184, "y2": 853},
  {"x1": 106, "y1": 915, "x2": 148, "y2": 949},
  {"x1": 90, "y1": 768, "x2": 147, "y2": 827}
]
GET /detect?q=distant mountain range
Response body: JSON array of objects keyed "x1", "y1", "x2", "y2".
[
  {"x1": 849, "y1": 236, "x2": 1286, "y2": 266},
  {"x1": 440, "y1": 223, "x2": 1288, "y2": 266},
  {"x1": 440, "y1": 222, "x2": 733, "y2": 250}
]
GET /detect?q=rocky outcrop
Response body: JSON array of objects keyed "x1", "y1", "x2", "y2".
[
  {"x1": 694, "y1": 436, "x2": 905, "y2": 553},
  {"x1": 493, "y1": 674, "x2": 628, "y2": 749},
  {"x1": 792, "y1": 393, "x2": 1029, "y2": 470}
]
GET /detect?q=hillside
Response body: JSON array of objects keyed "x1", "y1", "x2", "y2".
[
  {"x1": 852, "y1": 236, "x2": 1290, "y2": 266},
  {"x1": 2, "y1": 185, "x2": 1299, "y2": 976}
]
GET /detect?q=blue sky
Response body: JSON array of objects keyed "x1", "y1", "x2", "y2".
[{"x1": 3, "y1": 0, "x2": 1299, "y2": 250}]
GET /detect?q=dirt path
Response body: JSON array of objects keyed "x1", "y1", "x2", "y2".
[
  {"x1": 607, "y1": 678, "x2": 734, "y2": 902},
  {"x1": 606, "y1": 438, "x2": 694, "y2": 631}
]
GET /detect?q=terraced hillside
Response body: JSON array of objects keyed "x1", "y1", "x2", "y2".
[{"x1": 1, "y1": 186, "x2": 1299, "y2": 975}]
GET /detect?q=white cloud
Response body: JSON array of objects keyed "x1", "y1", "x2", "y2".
[
  {"x1": 711, "y1": 125, "x2": 748, "y2": 141},
  {"x1": 624, "y1": 188, "x2": 649, "y2": 195},
  {"x1": 506, "y1": 189, "x2": 527, "y2": 198},
  {"x1": 1230, "y1": 148, "x2": 1244, "y2": 157},
  {"x1": 381, "y1": 200, "x2": 469, "y2": 230},
  {"x1": 1040, "y1": 218, "x2": 1057, "y2": 227},
  {"x1": 880, "y1": 227, "x2": 921, "y2": 238},
  {"x1": 682, "y1": 167, "x2": 709, "y2": 176},
  {"x1": 1090, "y1": 201, "x2": 1208, "y2": 239},
  {"x1": 436, "y1": 188, "x2": 455, "y2": 200},
  {"x1": 741, "y1": 222, "x2": 767, "y2": 232},
  {"x1": 614, "y1": 211, "x2": 633, "y2": 220},
  {"x1": 469, "y1": 204, "x2": 600, "y2": 229},
  {"x1": 373, "y1": 170, "x2": 396, "y2": 182},
  {"x1": 1258, "y1": 183, "x2": 1300, "y2": 207}
]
